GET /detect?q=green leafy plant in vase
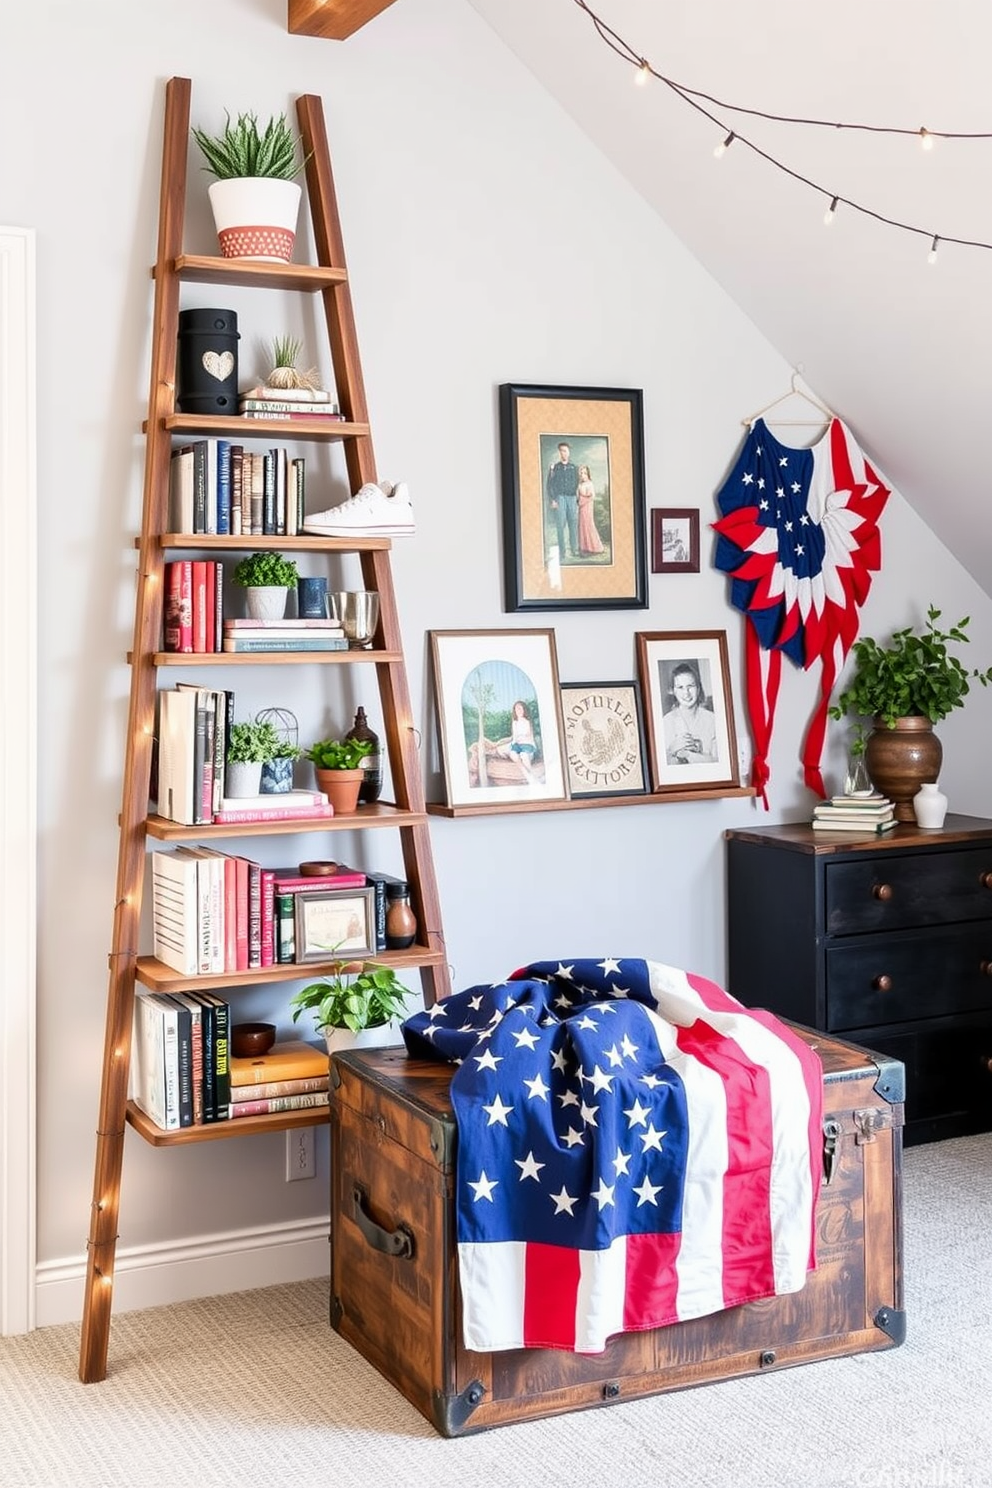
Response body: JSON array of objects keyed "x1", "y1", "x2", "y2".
[
  {"x1": 305, "y1": 736, "x2": 373, "y2": 815},
  {"x1": 289, "y1": 958, "x2": 414, "y2": 1055},
  {"x1": 233, "y1": 551, "x2": 299, "y2": 622},
  {"x1": 829, "y1": 605, "x2": 992, "y2": 819},
  {"x1": 191, "y1": 108, "x2": 310, "y2": 262},
  {"x1": 225, "y1": 718, "x2": 284, "y2": 798}
]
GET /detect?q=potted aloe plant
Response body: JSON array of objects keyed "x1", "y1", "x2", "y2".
[
  {"x1": 191, "y1": 108, "x2": 309, "y2": 262},
  {"x1": 233, "y1": 551, "x2": 299, "y2": 621}
]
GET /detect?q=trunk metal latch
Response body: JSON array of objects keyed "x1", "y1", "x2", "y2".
[{"x1": 822, "y1": 1118, "x2": 842, "y2": 1184}]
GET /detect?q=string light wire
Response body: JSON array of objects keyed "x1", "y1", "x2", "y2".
[{"x1": 572, "y1": 0, "x2": 992, "y2": 254}]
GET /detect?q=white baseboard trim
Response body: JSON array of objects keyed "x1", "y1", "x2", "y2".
[{"x1": 34, "y1": 1216, "x2": 330, "y2": 1330}]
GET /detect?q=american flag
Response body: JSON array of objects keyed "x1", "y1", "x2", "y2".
[
  {"x1": 402, "y1": 957, "x2": 823, "y2": 1355},
  {"x1": 713, "y1": 416, "x2": 889, "y2": 804}
]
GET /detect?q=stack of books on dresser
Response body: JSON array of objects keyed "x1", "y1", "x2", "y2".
[{"x1": 811, "y1": 793, "x2": 896, "y2": 834}]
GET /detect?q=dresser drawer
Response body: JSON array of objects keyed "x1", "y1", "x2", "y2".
[
  {"x1": 825, "y1": 847, "x2": 992, "y2": 936},
  {"x1": 826, "y1": 925, "x2": 992, "y2": 1030}
]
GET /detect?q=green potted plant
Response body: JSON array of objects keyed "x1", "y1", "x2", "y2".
[
  {"x1": 289, "y1": 958, "x2": 413, "y2": 1056},
  {"x1": 233, "y1": 551, "x2": 299, "y2": 621},
  {"x1": 305, "y1": 736, "x2": 373, "y2": 814},
  {"x1": 829, "y1": 605, "x2": 992, "y2": 819},
  {"x1": 225, "y1": 718, "x2": 284, "y2": 798},
  {"x1": 191, "y1": 108, "x2": 309, "y2": 262}
]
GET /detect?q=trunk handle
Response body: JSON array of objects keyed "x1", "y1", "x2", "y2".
[{"x1": 351, "y1": 1183, "x2": 415, "y2": 1259}]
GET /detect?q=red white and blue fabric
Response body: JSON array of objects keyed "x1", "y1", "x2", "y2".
[
  {"x1": 713, "y1": 417, "x2": 890, "y2": 805},
  {"x1": 402, "y1": 957, "x2": 823, "y2": 1355}
]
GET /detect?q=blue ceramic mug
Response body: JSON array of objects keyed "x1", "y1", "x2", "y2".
[{"x1": 297, "y1": 575, "x2": 329, "y2": 619}]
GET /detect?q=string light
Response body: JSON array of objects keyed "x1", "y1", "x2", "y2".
[
  {"x1": 635, "y1": 58, "x2": 650, "y2": 87},
  {"x1": 928, "y1": 235, "x2": 940, "y2": 264},
  {"x1": 824, "y1": 195, "x2": 838, "y2": 226},
  {"x1": 573, "y1": 0, "x2": 992, "y2": 256},
  {"x1": 713, "y1": 131, "x2": 735, "y2": 159}
]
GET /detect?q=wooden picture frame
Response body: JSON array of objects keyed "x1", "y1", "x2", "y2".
[
  {"x1": 651, "y1": 508, "x2": 700, "y2": 574},
  {"x1": 636, "y1": 631, "x2": 739, "y2": 794},
  {"x1": 499, "y1": 383, "x2": 648, "y2": 612},
  {"x1": 294, "y1": 886, "x2": 377, "y2": 963},
  {"x1": 430, "y1": 629, "x2": 568, "y2": 807},
  {"x1": 558, "y1": 680, "x2": 649, "y2": 799}
]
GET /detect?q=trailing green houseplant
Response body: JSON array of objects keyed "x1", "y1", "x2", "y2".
[
  {"x1": 232, "y1": 551, "x2": 299, "y2": 589},
  {"x1": 191, "y1": 110, "x2": 308, "y2": 180},
  {"x1": 829, "y1": 605, "x2": 992, "y2": 751},
  {"x1": 305, "y1": 736, "x2": 373, "y2": 771},
  {"x1": 289, "y1": 959, "x2": 413, "y2": 1035}
]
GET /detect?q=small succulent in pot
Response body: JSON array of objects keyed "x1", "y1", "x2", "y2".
[
  {"x1": 191, "y1": 110, "x2": 309, "y2": 180},
  {"x1": 227, "y1": 719, "x2": 285, "y2": 764},
  {"x1": 232, "y1": 551, "x2": 299, "y2": 589}
]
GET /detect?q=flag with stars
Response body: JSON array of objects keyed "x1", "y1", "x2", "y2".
[
  {"x1": 713, "y1": 416, "x2": 889, "y2": 805},
  {"x1": 402, "y1": 957, "x2": 823, "y2": 1355}
]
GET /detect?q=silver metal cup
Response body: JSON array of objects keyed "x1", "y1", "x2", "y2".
[{"x1": 333, "y1": 590, "x2": 380, "y2": 649}]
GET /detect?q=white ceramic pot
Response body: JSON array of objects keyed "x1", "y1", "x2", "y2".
[
  {"x1": 207, "y1": 177, "x2": 302, "y2": 262},
  {"x1": 244, "y1": 585, "x2": 289, "y2": 621},
  {"x1": 913, "y1": 780, "x2": 948, "y2": 829},
  {"x1": 225, "y1": 759, "x2": 263, "y2": 798},
  {"x1": 323, "y1": 1023, "x2": 400, "y2": 1059}
]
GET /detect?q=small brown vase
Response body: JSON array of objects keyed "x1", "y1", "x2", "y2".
[
  {"x1": 863, "y1": 716, "x2": 942, "y2": 822},
  {"x1": 315, "y1": 767, "x2": 364, "y2": 815}
]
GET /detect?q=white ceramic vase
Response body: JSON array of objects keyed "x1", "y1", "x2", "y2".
[
  {"x1": 207, "y1": 177, "x2": 302, "y2": 262},
  {"x1": 244, "y1": 585, "x2": 289, "y2": 621},
  {"x1": 225, "y1": 759, "x2": 263, "y2": 798},
  {"x1": 913, "y1": 780, "x2": 948, "y2": 829},
  {"x1": 323, "y1": 1023, "x2": 399, "y2": 1059}
]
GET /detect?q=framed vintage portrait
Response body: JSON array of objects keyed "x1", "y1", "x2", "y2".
[
  {"x1": 636, "y1": 631, "x2": 740, "y2": 794},
  {"x1": 651, "y1": 508, "x2": 700, "y2": 574},
  {"x1": 430, "y1": 629, "x2": 568, "y2": 807},
  {"x1": 499, "y1": 383, "x2": 648, "y2": 612},
  {"x1": 558, "y1": 681, "x2": 649, "y2": 800},
  {"x1": 294, "y1": 887, "x2": 377, "y2": 963}
]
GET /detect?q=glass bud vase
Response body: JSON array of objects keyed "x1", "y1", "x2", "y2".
[{"x1": 843, "y1": 754, "x2": 873, "y2": 797}]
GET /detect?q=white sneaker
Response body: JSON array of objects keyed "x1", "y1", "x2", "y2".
[{"x1": 302, "y1": 479, "x2": 415, "y2": 537}]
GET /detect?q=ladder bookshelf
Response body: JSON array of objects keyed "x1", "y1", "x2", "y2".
[{"x1": 78, "y1": 76, "x2": 450, "y2": 1383}]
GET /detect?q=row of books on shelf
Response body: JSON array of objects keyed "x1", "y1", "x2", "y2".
[
  {"x1": 810, "y1": 792, "x2": 897, "y2": 833},
  {"x1": 151, "y1": 849, "x2": 405, "y2": 975},
  {"x1": 168, "y1": 439, "x2": 307, "y2": 537},
  {"x1": 132, "y1": 990, "x2": 330, "y2": 1132},
  {"x1": 163, "y1": 561, "x2": 347, "y2": 654}
]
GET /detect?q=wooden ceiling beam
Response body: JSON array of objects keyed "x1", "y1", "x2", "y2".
[{"x1": 287, "y1": 0, "x2": 400, "y2": 39}]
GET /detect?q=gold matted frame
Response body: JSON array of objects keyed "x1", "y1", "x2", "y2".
[
  {"x1": 499, "y1": 383, "x2": 647, "y2": 612},
  {"x1": 559, "y1": 680, "x2": 648, "y2": 799},
  {"x1": 430, "y1": 628, "x2": 568, "y2": 807},
  {"x1": 636, "y1": 631, "x2": 740, "y2": 794},
  {"x1": 294, "y1": 886, "x2": 376, "y2": 963}
]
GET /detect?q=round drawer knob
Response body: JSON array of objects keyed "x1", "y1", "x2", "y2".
[
  {"x1": 872, "y1": 975, "x2": 893, "y2": 993},
  {"x1": 981, "y1": 961, "x2": 992, "y2": 979},
  {"x1": 981, "y1": 872, "x2": 992, "y2": 890},
  {"x1": 872, "y1": 883, "x2": 894, "y2": 902}
]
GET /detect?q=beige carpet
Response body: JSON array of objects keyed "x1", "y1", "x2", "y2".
[{"x1": 2, "y1": 1133, "x2": 990, "y2": 1488}]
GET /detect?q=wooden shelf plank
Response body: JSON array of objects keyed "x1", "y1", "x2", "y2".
[
  {"x1": 144, "y1": 803, "x2": 427, "y2": 840},
  {"x1": 287, "y1": 0, "x2": 400, "y2": 40},
  {"x1": 170, "y1": 254, "x2": 347, "y2": 291},
  {"x1": 426, "y1": 786, "x2": 757, "y2": 818},
  {"x1": 157, "y1": 413, "x2": 370, "y2": 442},
  {"x1": 148, "y1": 649, "x2": 403, "y2": 666},
  {"x1": 135, "y1": 944, "x2": 444, "y2": 993},
  {"x1": 157, "y1": 532, "x2": 392, "y2": 552},
  {"x1": 127, "y1": 1099, "x2": 330, "y2": 1146}
]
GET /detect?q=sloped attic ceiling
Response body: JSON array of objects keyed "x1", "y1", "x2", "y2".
[{"x1": 465, "y1": 0, "x2": 992, "y2": 594}]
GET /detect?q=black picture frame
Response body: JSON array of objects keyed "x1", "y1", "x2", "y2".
[
  {"x1": 558, "y1": 680, "x2": 649, "y2": 799},
  {"x1": 499, "y1": 383, "x2": 648, "y2": 612}
]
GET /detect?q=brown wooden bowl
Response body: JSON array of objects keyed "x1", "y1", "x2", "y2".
[
  {"x1": 230, "y1": 1022, "x2": 277, "y2": 1058},
  {"x1": 299, "y1": 860, "x2": 339, "y2": 877}
]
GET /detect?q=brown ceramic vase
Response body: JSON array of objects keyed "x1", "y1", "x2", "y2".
[
  {"x1": 863, "y1": 716, "x2": 942, "y2": 822},
  {"x1": 315, "y1": 767, "x2": 364, "y2": 815}
]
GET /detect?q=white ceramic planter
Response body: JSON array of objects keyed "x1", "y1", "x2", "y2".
[
  {"x1": 244, "y1": 585, "x2": 289, "y2": 621},
  {"x1": 225, "y1": 759, "x2": 263, "y2": 798},
  {"x1": 207, "y1": 177, "x2": 302, "y2": 262},
  {"x1": 323, "y1": 1023, "x2": 399, "y2": 1059}
]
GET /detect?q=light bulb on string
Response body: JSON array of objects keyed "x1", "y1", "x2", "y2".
[
  {"x1": 919, "y1": 127, "x2": 934, "y2": 151},
  {"x1": 928, "y1": 235, "x2": 940, "y2": 264},
  {"x1": 635, "y1": 59, "x2": 651, "y2": 86},
  {"x1": 713, "y1": 131, "x2": 735, "y2": 160},
  {"x1": 824, "y1": 196, "x2": 838, "y2": 227}
]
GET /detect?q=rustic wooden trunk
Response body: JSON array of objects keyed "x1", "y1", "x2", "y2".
[{"x1": 328, "y1": 1026, "x2": 904, "y2": 1437}]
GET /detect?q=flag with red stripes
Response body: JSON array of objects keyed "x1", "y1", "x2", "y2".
[{"x1": 402, "y1": 957, "x2": 823, "y2": 1354}]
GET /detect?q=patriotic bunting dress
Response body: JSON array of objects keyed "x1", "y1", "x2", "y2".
[
  {"x1": 713, "y1": 417, "x2": 890, "y2": 804},
  {"x1": 402, "y1": 957, "x2": 823, "y2": 1355}
]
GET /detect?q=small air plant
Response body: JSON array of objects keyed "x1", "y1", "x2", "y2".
[{"x1": 265, "y1": 334, "x2": 321, "y2": 391}]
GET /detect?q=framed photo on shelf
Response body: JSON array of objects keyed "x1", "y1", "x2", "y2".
[
  {"x1": 294, "y1": 886, "x2": 377, "y2": 963},
  {"x1": 558, "y1": 680, "x2": 649, "y2": 800},
  {"x1": 499, "y1": 383, "x2": 648, "y2": 613},
  {"x1": 430, "y1": 629, "x2": 568, "y2": 808},
  {"x1": 636, "y1": 631, "x2": 739, "y2": 794},
  {"x1": 651, "y1": 507, "x2": 700, "y2": 574}
]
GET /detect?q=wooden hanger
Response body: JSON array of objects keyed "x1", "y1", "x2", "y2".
[{"x1": 742, "y1": 371, "x2": 834, "y2": 428}]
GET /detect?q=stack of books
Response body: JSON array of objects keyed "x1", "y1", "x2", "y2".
[
  {"x1": 227, "y1": 1038, "x2": 330, "y2": 1119},
  {"x1": 238, "y1": 386, "x2": 344, "y2": 421},
  {"x1": 811, "y1": 792, "x2": 897, "y2": 834},
  {"x1": 222, "y1": 617, "x2": 347, "y2": 654}
]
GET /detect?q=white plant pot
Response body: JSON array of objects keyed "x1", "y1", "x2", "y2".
[
  {"x1": 225, "y1": 759, "x2": 263, "y2": 798},
  {"x1": 244, "y1": 585, "x2": 289, "y2": 621},
  {"x1": 207, "y1": 177, "x2": 302, "y2": 263},
  {"x1": 323, "y1": 1023, "x2": 399, "y2": 1059}
]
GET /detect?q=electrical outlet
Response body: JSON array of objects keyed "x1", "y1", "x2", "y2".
[{"x1": 286, "y1": 1126, "x2": 315, "y2": 1181}]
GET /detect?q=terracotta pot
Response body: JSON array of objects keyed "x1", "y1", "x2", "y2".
[
  {"x1": 315, "y1": 766, "x2": 364, "y2": 815},
  {"x1": 863, "y1": 716, "x2": 942, "y2": 822}
]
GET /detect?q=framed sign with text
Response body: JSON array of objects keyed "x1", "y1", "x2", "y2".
[{"x1": 558, "y1": 680, "x2": 649, "y2": 799}]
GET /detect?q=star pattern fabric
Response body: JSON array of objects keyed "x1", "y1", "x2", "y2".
[
  {"x1": 713, "y1": 417, "x2": 889, "y2": 803},
  {"x1": 403, "y1": 957, "x2": 823, "y2": 1354}
]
